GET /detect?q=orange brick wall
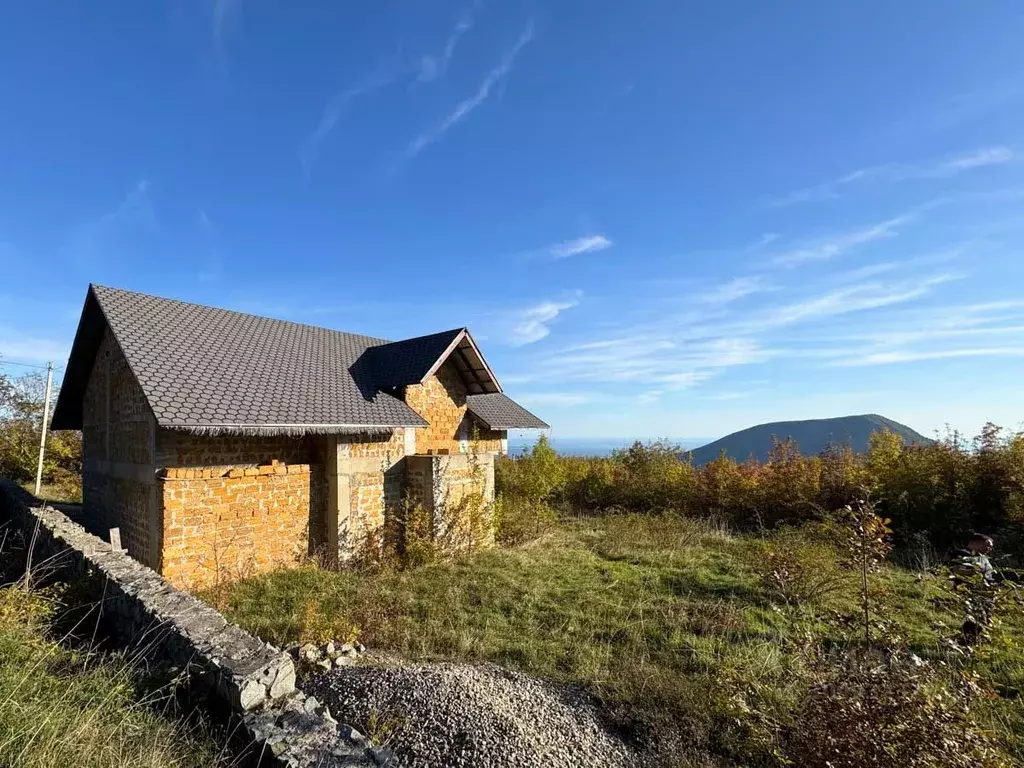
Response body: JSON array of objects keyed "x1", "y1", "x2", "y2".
[
  {"x1": 343, "y1": 430, "x2": 406, "y2": 458},
  {"x1": 157, "y1": 431, "x2": 314, "y2": 467},
  {"x1": 404, "y1": 360, "x2": 506, "y2": 455},
  {"x1": 160, "y1": 461, "x2": 323, "y2": 589}
]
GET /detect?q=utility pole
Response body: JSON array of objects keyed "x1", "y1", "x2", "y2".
[{"x1": 34, "y1": 362, "x2": 53, "y2": 497}]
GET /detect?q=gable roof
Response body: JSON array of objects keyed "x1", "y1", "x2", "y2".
[
  {"x1": 51, "y1": 285, "x2": 546, "y2": 434},
  {"x1": 365, "y1": 328, "x2": 501, "y2": 394},
  {"x1": 466, "y1": 393, "x2": 549, "y2": 430}
]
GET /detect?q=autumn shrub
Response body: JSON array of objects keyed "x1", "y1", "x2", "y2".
[
  {"x1": 783, "y1": 648, "x2": 1009, "y2": 768},
  {"x1": 753, "y1": 528, "x2": 847, "y2": 613},
  {"x1": 751, "y1": 439, "x2": 823, "y2": 526},
  {"x1": 496, "y1": 434, "x2": 564, "y2": 503},
  {"x1": 500, "y1": 424, "x2": 1024, "y2": 556}
]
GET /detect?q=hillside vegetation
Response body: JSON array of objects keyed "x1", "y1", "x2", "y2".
[
  {"x1": 215, "y1": 424, "x2": 1024, "y2": 767},
  {"x1": 499, "y1": 424, "x2": 1024, "y2": 553},
  {"x1": 686, "y1": 414, "x2": 931, "y2": 465}
]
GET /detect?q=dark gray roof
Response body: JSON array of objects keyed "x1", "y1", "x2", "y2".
[
  {"x1": 364, "y1": 329, "x2": 465, "y2": 387},
  {"x1": 467, "y1": 393, "x2": 549, "y2": 430},
  {"x1": 51, "y1": 285, "x2": 544, "y2": 434}
]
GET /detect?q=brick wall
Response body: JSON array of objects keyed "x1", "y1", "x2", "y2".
[
  {"x1": 405, "y1": 453, "x2": 496, "y2": 550},
  {"x1": 404, "y1": 360, "x2": 506, "y2": 455},
  {"x1": 157, "y1": 431, "x2": 314, "y2": 467},
  {"x1": 161, "y1": 461, "x2": 323, "y2": 589},
  {"x1": 81, "y1": 326, "x2": 158, "y2": 567}
]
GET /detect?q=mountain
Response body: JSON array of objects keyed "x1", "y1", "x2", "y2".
[{"x1": 686, "y1": 414, "x2": 931, "y2": 466}]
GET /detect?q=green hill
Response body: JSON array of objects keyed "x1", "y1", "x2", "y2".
[{"x1": 687, "y1": 414, "x2": 931, "y2": 466}]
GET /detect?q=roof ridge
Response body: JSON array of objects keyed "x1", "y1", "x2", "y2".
[{"x1": 90, "y1": 283, "x2": 396, "y2": 347}]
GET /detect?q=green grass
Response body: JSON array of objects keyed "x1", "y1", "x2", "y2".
[
  {"x1": 19, "y1": 481, "x2": 81, "y2": 504},
  {"x1": 211, "y1": 514, "x2": 1024, "y2": 766},
  {"x1": 0, "y1": 585, "x2": 229, "y2": 768}
]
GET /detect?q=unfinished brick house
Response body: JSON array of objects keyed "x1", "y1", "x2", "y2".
[{"x1": 51, "y1": 285, "x2": 547, "y2": 588}]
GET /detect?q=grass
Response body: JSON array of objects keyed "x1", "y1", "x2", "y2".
[
  {"x1": 19, "y1": 481, "x2": 81, "y2": 504},
  {"x1": 211, "y1": 513, "x2": 1024, "y2": 766},
  {"x1": 0, "y1": 584, "x2": 230, "y2": 768}
]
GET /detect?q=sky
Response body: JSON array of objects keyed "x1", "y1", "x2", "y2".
[{"x1": 1, "y1": 2, "x2": 1024, "y2": 441}]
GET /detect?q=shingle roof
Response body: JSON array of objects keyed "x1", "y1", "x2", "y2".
[
  {"x1": 466, "y1": 393, "x2": 549, "y2": 430},
  {"x1": 364, "y1": 329, "x2": 465, "y2": 387},
  {"x1": 50, "y1": 285, "x2": 546, "y2": 435}
]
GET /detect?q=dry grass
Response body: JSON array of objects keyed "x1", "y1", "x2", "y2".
[{"x1": 0, "y1": 585, "x2": 232, "y2": 768}]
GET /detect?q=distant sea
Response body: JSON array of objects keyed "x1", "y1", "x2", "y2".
[{"x1": 507, "y1": 435, "x2": 714, "y2": 457}]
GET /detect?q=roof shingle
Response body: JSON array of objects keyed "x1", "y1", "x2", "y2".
[
  {"x1": 50, "y1": 285, "x2": 546, "y2": 435},
  {"x1": 466, "y1": 393, "x2": 549, "y2": 430}
]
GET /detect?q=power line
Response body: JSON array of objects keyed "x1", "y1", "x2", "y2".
[{"x1": 0, "y1": 359, "x2": 64, "y2": 371}]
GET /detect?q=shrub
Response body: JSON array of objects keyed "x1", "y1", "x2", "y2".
[
  {"x1": 784, "y1": 649, "x2": 1009, "y2": 768},
  {"x1": 493, "y1": 495, "x2": 556, "y2": 546},
  {"x1": 753, "y1": 530, "x2": 846, "y2": 613},
  {"x1": 500, "y1": 424, "x2": 1024, "y2": 557}
]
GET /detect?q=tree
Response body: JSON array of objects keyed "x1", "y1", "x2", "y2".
[{"x1": 0, "y1": 366, "x2": 81, "y2": 497}]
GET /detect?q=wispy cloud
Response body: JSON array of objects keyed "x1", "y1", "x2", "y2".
[
  {"x1": 758, "y1": 273, "x2": 961, "y2": 329},
  {"x1": 300, "y1": 70, "x2": 399, "y2": 176},
  {"x1": 213, "y1": 0, "x2": 239, "y2": 47},
  {"x1": 509, "y1": 294, "x2": 578, "y2": 346},
  {"x1": 197, "y1": 209, "x2": 223, "y2": 283},
  {"x1": 531, "y1": 335, "x2": 769, "y2": 391},
  {"x1": 769, "y1": 215, "x2": 911, "y2": 268},
  {"x1": 941, "y1": 146, "x2": 1014, "y2": 171},
  {"x1": 767, "y1": 146, "x2": 1014, "y2": 207},
  {"x1": 701, "y1": 391, "x2": 757, "y2": 401},
  {"x1": 700, "y1": 275, "x2": 773, "y2": 304},
  {"x1": 405, "y1": 20, "x2": 535, "y2": 158},
  {"x1": 0, "y1": 330, "x2": 69, "y2": 364},
  {"x1": 637, "y1": 390, "x2": 664, "y2": 405},
  {"x1": 837, "y1": 347, "x2": 1024, "y2": 366},
  {"x1": 517, "y1": 391, "x2": 601, "y2": 407},
  {"x1": 418, "y1": 17, "x2": 473, "y2": 82},
  {"x1": 818, "y1": 299, "x2": 1024, "y2": 367},
  {"x1": 549, "y1": 234, "x2": 612, "y2": 259},
  {"x1": 64, "y1": 180, "x2": 156, "y2": 264}
]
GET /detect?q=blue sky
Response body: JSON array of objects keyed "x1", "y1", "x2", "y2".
[{"x1": 2, "y1": 2, "x2": 1023, "y2": 441}]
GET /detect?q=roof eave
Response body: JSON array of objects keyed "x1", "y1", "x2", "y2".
[{"x1": 161, "y1": 421, "x2": 427, "y2": 437}]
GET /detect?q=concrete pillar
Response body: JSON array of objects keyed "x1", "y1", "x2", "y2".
[
  {"x1": 325, "y1": 430, "x2": 406, "y2": 563},
  {"x1": 324, "y1": 437, "x2": 352, "y2": 563}
]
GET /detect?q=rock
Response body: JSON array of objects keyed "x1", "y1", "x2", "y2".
[
  {"x1": 305, "y1": 662, "x2": 638, "y2": 768},
  {"x1": 369, "y1": 745, "x2": 395, "y2": 766},
  {"x1": 315, "y1": 658, "x2": 333, "y2": 672},
  {"x1": 301, "y1": 643, "x2": 319, "y2": 661},
  {"x1": 268, "y1": 663, "x2": 296, "y2": 700},
  {"x1": 339, "y1": 724, "x2": 368, "y2": 746},
  {"x1": 339, "y1": 642, "x2": 355, "y2": 655},
  {"x1": 325, "y1": 641, "x2": 336, "y2": 655},
  {"x1": 303, "y1": 695, "x2": 321, "y2": 714},
  {"x1": 355, "y1": 642, "x2": 366, "y2": 654},
  {"x1": 335, "y1": 654, "x2": 356, "y2": 668},
  {"x1": 238, "y1": 678, "x2": 266, "y2": 711}
]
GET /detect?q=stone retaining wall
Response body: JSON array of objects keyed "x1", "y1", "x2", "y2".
[{"x1": 0, "y1": 479, "x2": 384, "y2": 768}]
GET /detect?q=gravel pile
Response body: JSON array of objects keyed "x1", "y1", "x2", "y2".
[{"x1": 306, "y1": 661, "x2": 638, "y2": 768}]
